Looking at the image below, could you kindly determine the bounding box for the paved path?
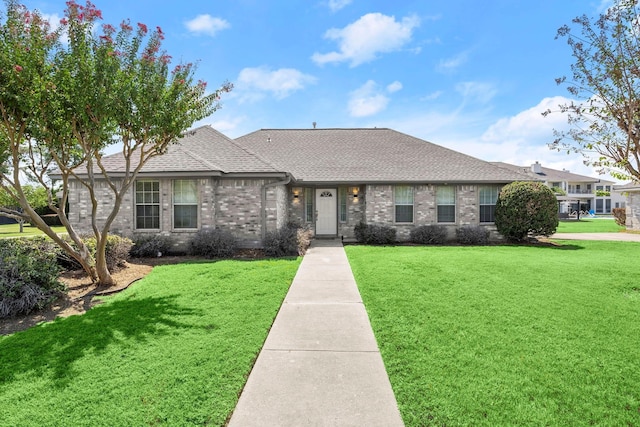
[228,239,404,427]
[551,232,640,242]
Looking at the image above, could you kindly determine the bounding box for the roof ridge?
[255,127,391,131]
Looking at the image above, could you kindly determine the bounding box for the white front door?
[315,188,337,235]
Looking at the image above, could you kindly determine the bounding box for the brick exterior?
[68,177,288,251]
[67,179,503,250]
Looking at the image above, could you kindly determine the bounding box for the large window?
[437,186,456,223]
[395,186,414,223]
[305,188,314,222]
[173,180,198,229]
[479,185,500,223]
[135,180,159,229]
[339,187,347,223]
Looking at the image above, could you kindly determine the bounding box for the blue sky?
[24,0,619,180]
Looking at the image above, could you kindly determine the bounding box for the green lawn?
[346,243,640,426]
[0,223,66,238]
[0,258,300,426]
[556,218,624,233]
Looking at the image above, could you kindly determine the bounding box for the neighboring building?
[492,161,624,216]
[613,182,640,230]
[58,126,533,249]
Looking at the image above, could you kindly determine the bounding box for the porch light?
[292,187,302,199]
[349,186,359,196]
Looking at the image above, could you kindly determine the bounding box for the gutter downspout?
[261,173,292,240]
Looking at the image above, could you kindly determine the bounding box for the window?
[173,179,198,228]
[339,187,347,223]
[596,185,603,191]
[395,186,414,223]
[135,180,160,229]
[437,186,456,223]
[479,186,500,223]
[605,199,611,213]
[305,188,314,222]
[596,199,603,214]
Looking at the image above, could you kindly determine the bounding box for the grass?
[346,242,640,426]
[556,218,624,233]
[0,258,300,426]
[0,223,66,238]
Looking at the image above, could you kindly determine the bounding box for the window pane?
[174,205,197,228]
[339,187,347,223]
[437,186,455,204]
[395,205,413,223]
[437,205,455,223]
[173,180,197,204]
[479,205,496,223]
[305,188,314,222]
[479,186,499,222]
[395,186,413,204]
[135,180,160,229]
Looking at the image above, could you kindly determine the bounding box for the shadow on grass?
[0,295,199,387]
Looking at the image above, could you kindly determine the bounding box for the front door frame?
[315,187,338,236]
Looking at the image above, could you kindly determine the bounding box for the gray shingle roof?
[491,162,610,183]
[94,126,280,175]
[235,128,531,183]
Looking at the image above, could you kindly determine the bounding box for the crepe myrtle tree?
[545,0,640,181]
[0,0,232,285]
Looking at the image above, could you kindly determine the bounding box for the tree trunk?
[95,234,115,286]
[19,219,23,233]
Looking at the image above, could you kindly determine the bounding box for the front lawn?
[346,242,640,426]
[556,218,624,233]
[0,223,66,238]
[0,258,300,426]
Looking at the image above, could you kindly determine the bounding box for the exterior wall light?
[292,187,302,199]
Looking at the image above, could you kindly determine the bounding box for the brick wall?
[67,177,287,251]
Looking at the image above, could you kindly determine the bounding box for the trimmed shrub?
[410,225,448,245]
[495,181,559,242]
[0,237,66,318]
[263,222,312,257]
[190,228,237,258]
[456,225,490,245]
[612,207,626,227]
[354,222,396,245]
[130,234,173,258]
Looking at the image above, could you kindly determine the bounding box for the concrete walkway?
[551,232,640,242]
[228,239,404,427]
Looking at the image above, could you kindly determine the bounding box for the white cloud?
[236,66,317,101]
[312,13,420,67]
[437,51,470,73]
[348,80,390,117]
[328,0,352,12]
[420,90,443,101]
[185,14,230,37]
[455,82,497,105]
[386,81,403,93]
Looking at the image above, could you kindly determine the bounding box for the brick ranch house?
[60,126,532,250]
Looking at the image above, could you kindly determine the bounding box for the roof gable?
[93,126,280,175]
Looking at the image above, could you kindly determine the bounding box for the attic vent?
[320,191,333,197]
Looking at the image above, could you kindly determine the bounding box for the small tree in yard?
[495,181,559,242]
[0,1,231,285]
[547,0,640,180]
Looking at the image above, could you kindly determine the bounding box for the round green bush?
[495,181,559,242]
